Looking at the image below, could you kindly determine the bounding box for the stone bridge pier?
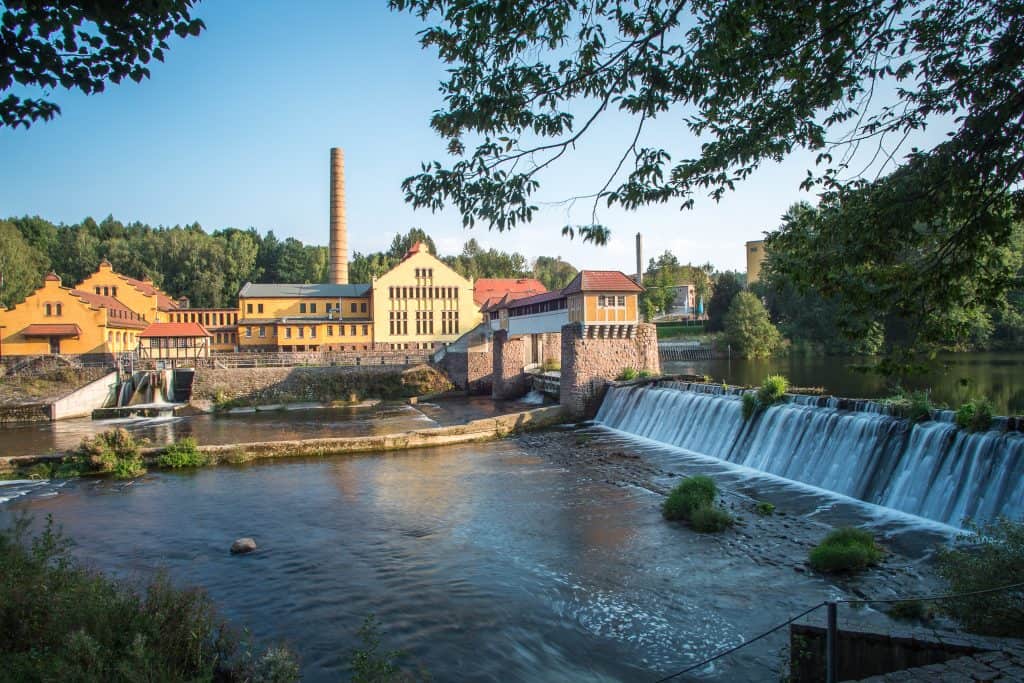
[489,323,659,417]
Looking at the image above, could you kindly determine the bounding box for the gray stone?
[230,537,257,554]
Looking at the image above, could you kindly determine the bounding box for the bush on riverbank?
[77,428,146,480]
[662,476,734,533]
[935,518,1024,636]
[955,399,994,433]
[156,438,208,469]
[0,514,299,682]
[808,527,883,573]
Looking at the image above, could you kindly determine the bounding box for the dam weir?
[596,382,1024,527]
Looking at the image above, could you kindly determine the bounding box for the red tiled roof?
[123,276,180,311]
[22,323,82,337]
[562,270,643,294]
[140,322,212,338]
[401,242,429,261]
[473,278,547,306]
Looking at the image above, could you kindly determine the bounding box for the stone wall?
[492,330,530,399]
[559,322,660,418]
[541,332,562,367]
[0,403,51,424]
[437,350,493,394]
[191,364,451,406]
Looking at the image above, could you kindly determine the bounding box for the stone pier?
[559,322,659,418]
[492,329,530,399]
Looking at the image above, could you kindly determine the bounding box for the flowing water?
[596,383,1024,528]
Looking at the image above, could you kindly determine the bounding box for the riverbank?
[0,404,566,475]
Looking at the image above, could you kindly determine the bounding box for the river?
[663,351,1024,415]
[2,425,953,681]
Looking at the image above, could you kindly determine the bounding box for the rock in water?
[230,537,257,554]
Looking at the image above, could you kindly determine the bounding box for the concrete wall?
[559,322,659,418]
[50,371,119,420]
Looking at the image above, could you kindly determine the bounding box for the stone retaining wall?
[560,322,659,418]
[0,403,51,424]
[492,330,530,399]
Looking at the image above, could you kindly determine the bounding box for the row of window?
[145,337,194,349]
[441,311,460,335]
[243,324,369,339]
[597,295,627,309]
[94,286,118,298]
[242,302,368,316]
[214,332,237,345]
[388,286,458,300]
[413,268,434,279]
[508,297,568,318]
[387,311,459,336]
[173,311,239,326]
[43,303,63,316]
[107,330,135,346]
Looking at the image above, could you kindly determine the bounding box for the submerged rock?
[230,537,257,554]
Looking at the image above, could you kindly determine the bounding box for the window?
[103,286,109,296]
[350,302,357,313]
[247,303,253,313]
[339,324,346,336]
[350,325,356,336]
[258,303,264,314]
[310,303,317,313]
[360,302,367,313]
[750,246,759,253]
[299,303,307,313]
[111,287,117,297]
[285,327,292,339]
[259,326,266,338]
[618,295,626,306]
[220,313,225,325]
[246,326,252,338]
[362,324,369,336]
[44,303,52,316]
[95,287,101,295]
[310,326,317,338]
[598,295,606,308]
[56,303,62,316]
[298,327,305,338]
[327,325,334,336]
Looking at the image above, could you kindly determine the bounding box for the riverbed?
[1,425,955,681]
[663,351,1024,415]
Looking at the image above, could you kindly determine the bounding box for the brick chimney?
[329,147,348,284]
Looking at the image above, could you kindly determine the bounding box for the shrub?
[881,390,933,423]
[808,527,883,573]
[723,291,782,358]
[0,515,298,681]
[757,374,789,405]
[112,456,146,480]
[690,505,735,533]
[349,615,410,683]
[617,367,638,381]
[755,501,775,516]
[638,369,655,379]
[156,438,208,469]
[75,428,145,479]
[887,600,934,622]
[955,399,994,433]
[662,476,717,521]
[741,392,759,420]
[935,518,1024,636]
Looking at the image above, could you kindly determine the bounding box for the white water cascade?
[596,383,1024,527]
[117,370,177,407]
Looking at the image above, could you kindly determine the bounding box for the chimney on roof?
[329,147,348,284]
[635,232,643,284]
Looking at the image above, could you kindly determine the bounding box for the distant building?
[235,282,373,352]
[137,322,212,361]
[746,240,766,286]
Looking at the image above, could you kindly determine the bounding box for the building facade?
[236,282,373,352]
[746,240,766,285]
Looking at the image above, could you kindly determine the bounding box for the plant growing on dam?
[955,399,994,433]
[156,438,208,469]
[0,514,299,681]
[880,390,933,423]
[935,518,1024,637]
[662,476,734,533]
[757,375,789,406]
[617,367,638,381]
[741,392,759,420]
[808,527,883,574]
[73,428,146,480]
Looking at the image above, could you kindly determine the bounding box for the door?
[48,337,60,354]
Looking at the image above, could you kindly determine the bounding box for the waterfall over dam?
[595,383,1024,527]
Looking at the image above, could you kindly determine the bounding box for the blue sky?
[0,2,945,273]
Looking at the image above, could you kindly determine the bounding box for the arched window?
[55,303,62,316]
[44,303,52,316]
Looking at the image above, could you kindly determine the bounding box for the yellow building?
[0,272,148,360]
[235,282,373,351]
[564,270,642,325]
[167,306,240,352]
[77,259,180,322]
[370,242,477,350]
[746,240,766,286]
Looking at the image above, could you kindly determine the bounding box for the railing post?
[826,601,838,683]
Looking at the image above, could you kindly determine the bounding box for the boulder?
[230,537,257,554]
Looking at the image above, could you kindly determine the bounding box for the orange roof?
[140,322,212,338]
[22,323,82,337]
[401,242,428,260]
[473,278,547,306]
[123,276,180,311]
[562,270,643,294]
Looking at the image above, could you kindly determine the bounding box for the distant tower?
[635,232,643,283]
[329,147,348,284]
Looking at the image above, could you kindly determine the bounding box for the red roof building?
[139,322,212,338]
[473,278,548,307]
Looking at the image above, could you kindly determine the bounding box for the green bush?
[755,501,775,516]
[0,515,298,681]
[757,374,789,405]
[156,438,208,469]
[881,390,933,423]
[662,476,717,521]
[808,527,883,573]
[690,505,735,533]
[741,392,759,420]
[617,367,638,381]
[935,518,1024,636]
[638,369,655,379]
[723,291,782,358]
[73,428,146,480]
[955,399,994,433]
[112,456,146,480]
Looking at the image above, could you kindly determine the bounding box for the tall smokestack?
[635,232,643,283]
[329,147,348,284]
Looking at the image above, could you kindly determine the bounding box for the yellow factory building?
[746,240,766,286]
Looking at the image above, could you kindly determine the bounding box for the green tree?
[392,0,1023,357]
[387,228,437,260]
[531,255,577,291]
[706,271,744,332]
[0,221,48,308]
[1,2,205,128]
[349,251,395,284]
[639,266,676,321]
[724,292,782,358]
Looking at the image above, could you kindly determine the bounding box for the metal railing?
[193,351,432,370]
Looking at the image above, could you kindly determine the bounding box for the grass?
[955,399,994,433]
[156,438,208,469]
[541,358,561,372]
[617,367,638,381]
[0,514,299,682]
[662,476,734,533]
[755,501,776,516]
[655,322,707,339]
[879,390,933,423]
[689,505,735,533]
[741,392,759,420]
[756,374,789,405]
[808,527,883,573]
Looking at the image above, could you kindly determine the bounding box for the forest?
[0,216,578,309]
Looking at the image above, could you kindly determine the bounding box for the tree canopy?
[1,1,205,128]
[724,291,782,359]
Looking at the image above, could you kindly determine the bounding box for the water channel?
[663,351,1024,415]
